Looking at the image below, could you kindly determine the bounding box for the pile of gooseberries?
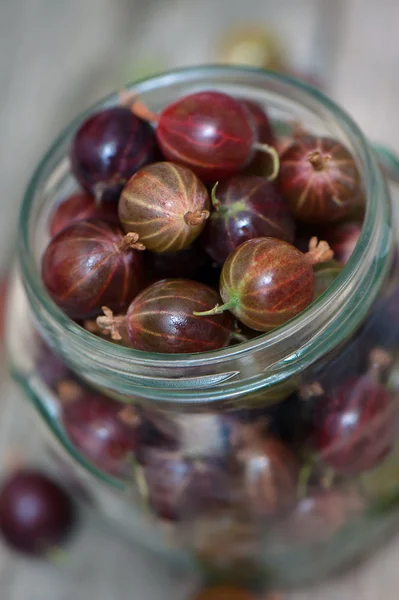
[37,83,397,564]
[43,88,364,347]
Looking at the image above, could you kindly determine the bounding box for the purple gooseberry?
[323,221,362,265]
[144,241,210,282]
[233,423,299,518]
[0,469,75,556]
[203,175,295,265]
[313,349,395,474]
[70,106,158,201]
[60,391,140,478]
[142,449,230,521]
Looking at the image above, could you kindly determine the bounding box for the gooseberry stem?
[253,143,280,181]
[210,182,227,212]
[193,299,235,317]
[308,150,330,171]
[305,237,334,265]
[117,232,146,252]
[184,209,210,227]
[96,306,126,341]
[57,380,82,404]
[130,99,159,124]
[368,347,392,380]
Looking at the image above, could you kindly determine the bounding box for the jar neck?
[18,66,392,406]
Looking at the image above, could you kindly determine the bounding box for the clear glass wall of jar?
[6,66,399,589]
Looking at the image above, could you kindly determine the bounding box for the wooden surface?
[2,0,399,598]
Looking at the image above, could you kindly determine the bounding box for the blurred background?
[1,0,399,598]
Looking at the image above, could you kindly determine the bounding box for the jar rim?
[18,65,392,401]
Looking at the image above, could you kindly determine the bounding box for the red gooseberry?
[278,135,363,223]
[96,279,232,354]
[41,219,146,320]
[194,236,334,331]
[130,91,280,182]
[48,192,119,237]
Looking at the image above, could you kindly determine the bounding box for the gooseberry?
[280,489,364,545]
[131,91,279,182]
[142,450,230,521]
[203,176,295,265]
[36,340,78,391]
[41,219,146,319]
[60,390,140,478]
[233,423,299,518]
[119,162,210,252]
[0,469,75,556]
[313,349,395,474]
[278,135,363,223]
[70,106,158,201]
[97,279,232,353]
[195,236,333,331]
[323,221,362,265]
[48,192,119,237]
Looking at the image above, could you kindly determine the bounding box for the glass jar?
[6,66,399,590]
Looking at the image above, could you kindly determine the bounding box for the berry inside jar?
[13,70,399,588]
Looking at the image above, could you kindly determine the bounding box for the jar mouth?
[18,65,391,399]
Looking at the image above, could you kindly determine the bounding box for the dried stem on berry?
[117,232,146,252]
[130,99,159,124]
[96,306,126,341]
[368,347,392,379]
[305,237,334,265]
[253,143,280,180]
[57,380,83,404]
[118,406,141,427]
[184,209,210,227]
[308,150,331,171]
